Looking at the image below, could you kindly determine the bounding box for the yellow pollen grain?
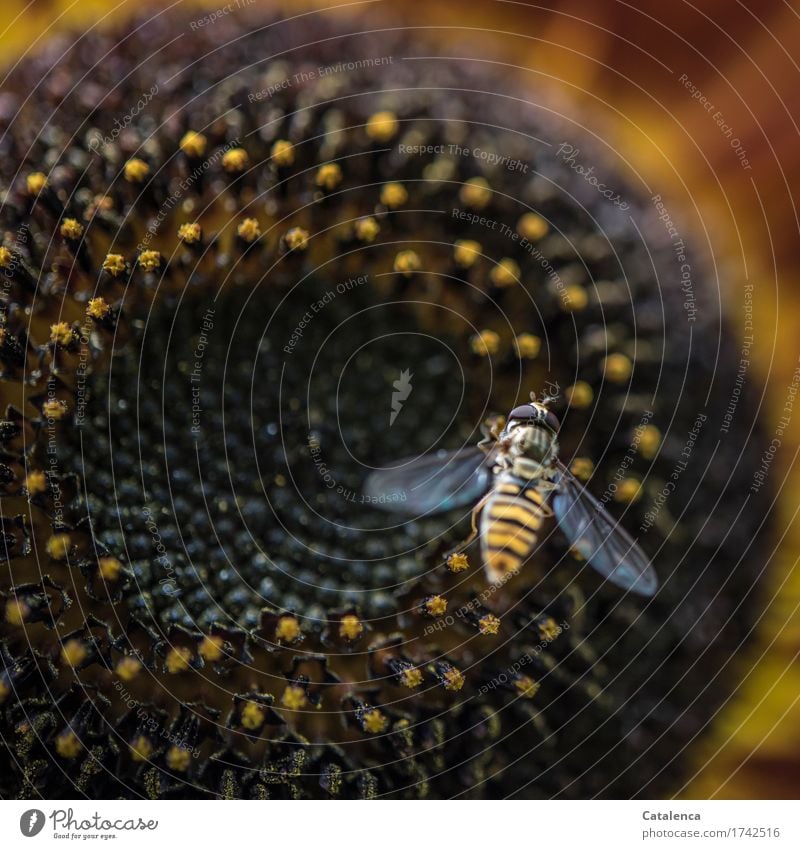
[380,182,407,208]
[0,680,9,703]
[538,617,561,641]
[478,614,501,635]
[5,599,29,625]
[393,250,420,276]
[570,457,594,481]
[103,254,126,276]
[425,595,447,617]
[339,614,363,641]
[447,552,470,572]
[56,731,81,759]
[115,656,142,682]
[167,746,191,772]
[222,148,249,173]
[490,257,520,288]
[563,285,588,311]
[453,239,481,268]
[178,222,202,244]
[165,646,192,674]
[180,130,207,158]
[638,424,662,459]
[271,139,295,166]
[275,616,301,643]
[362,708,388,733]
[138,250,161,272]
[470,329,500,357]
[443,668,465,691]
[26,172,48,194]
[316,162,342,190]
[46,533,70,560]
[400,667,423,689]
[50,322,73,346]
[603,353,633,383]
[241,702,266,729]
[459,177,491,209]
[124,158,150,183]
[237,217,260,242]
[199,635,224,662]
[514,333,541,359]
[366,110,399,142]
[565,381,594,409]
[43,399,68,420]
[281,685,308,710]
[0,246,11,267]
[61,639,87,668]
[570,544,586,562]
[25,470,47,496]
[87,297,111,320]
[515,675,540,698]
[517,212,549,242]
[98,556,122,581]
[354,217,380,242]
[284,227,309,251]
[129,735,153,762]
[615,477,642,504]
[60,218,84,239]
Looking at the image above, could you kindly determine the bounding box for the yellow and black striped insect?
[365,393,657,595]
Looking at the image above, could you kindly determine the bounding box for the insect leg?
[445,489,493,558]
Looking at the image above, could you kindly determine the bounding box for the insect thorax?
[500,425,558,481]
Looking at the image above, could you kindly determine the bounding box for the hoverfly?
[365,393,657,596]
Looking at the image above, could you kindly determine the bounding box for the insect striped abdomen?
[480,476,550,583]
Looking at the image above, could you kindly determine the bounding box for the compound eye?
[508,404,538,421]
[545,411,560,431]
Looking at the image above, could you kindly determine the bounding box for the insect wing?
[364,446,493,515]
[552,461,657,596]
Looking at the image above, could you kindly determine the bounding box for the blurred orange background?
[2,0,798,798]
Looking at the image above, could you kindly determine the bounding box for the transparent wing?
[364,446,494,515]
[551,461,658,596]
